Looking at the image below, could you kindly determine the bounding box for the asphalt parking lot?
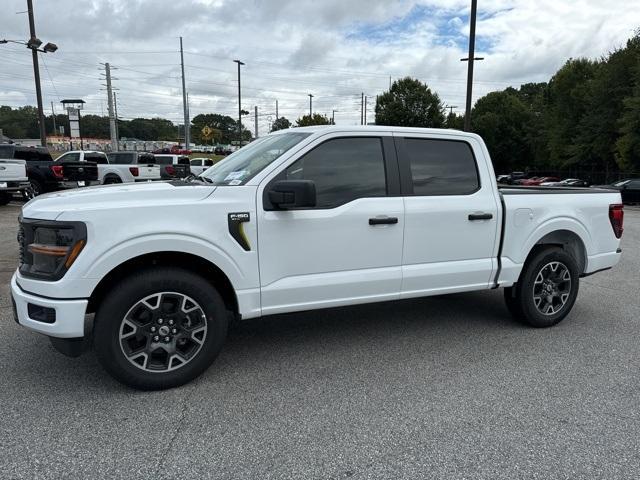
[1,200,639,479]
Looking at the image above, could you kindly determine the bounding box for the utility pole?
[308,94,313,117]
[446,105,458,116]
[364,96,367,125]
[51,101,56,135]
[104,63,117,151]
[179,37,190,148]
[27,0,46,146]
[254,106,258,139]
[113,92,119,145]
[360,92,364,125]
[332,109,337,125]
[233,59,244,145]
[275,99,278,119]
[463,0,479,132]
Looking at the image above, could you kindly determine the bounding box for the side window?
[284,137,387,208]
[403,138,479,195]
[628,180,640,189]
[204,159,214,167]
[109,153,135,164]
[190,159,202,166]
[56,152,81,163]
[86,153,108,164]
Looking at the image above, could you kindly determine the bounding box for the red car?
[152,145,192,155]
[520,176,560,186]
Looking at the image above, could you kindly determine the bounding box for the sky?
[1,0,639,137]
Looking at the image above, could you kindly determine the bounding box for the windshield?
[201,132,311,185]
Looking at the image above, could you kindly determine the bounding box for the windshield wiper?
[196,175,213,183]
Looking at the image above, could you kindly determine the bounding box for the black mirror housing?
[268,180,316,209]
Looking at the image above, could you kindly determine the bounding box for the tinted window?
[137,153,155,164]
[56,152,81,163]
[85,153,108,164]
[285,137,387,208]
[190,159,202,166]
[0,145,16,158]
[154,155,173,165]
[627,180,640,189]
[404,138,479,195]
[204,159,214,167]
[108,153,135,164]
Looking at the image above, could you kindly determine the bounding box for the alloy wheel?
[532,261,572,315]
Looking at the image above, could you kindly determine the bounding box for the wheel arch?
[525,229,588,274]
[87,251,239,317]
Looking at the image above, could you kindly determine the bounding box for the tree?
[191,113,249,144]
[375,77,445,127]
[472,91,533,174]
[271,116,291,132]
[295,113,331,127]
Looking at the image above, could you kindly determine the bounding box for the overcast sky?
[1,0,639,136]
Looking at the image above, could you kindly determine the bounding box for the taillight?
[609,204,624,239]
[51,165,64,179]
[166,165,175,176]
[129,167,139,177]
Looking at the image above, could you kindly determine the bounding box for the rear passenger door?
[257,132,404,315]
[395,134,500,297]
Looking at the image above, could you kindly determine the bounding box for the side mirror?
[267,180,316,209]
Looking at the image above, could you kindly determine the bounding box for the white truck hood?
[22,181,217,220]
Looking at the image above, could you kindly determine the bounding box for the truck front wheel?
[94,268,228,390]
[504,246,580,328]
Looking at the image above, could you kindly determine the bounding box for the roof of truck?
[270,125,479,138]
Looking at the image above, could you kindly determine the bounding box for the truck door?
[394,134,500,297]
[257,132,404,316]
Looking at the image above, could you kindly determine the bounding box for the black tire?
[26,179,43,198]
[103,175,122,185]
[94,267,228,390]
[0,192,11,206]
[504,246,580,328]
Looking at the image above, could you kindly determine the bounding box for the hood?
[22,181,216,220]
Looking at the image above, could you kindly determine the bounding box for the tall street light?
[234,59,245,145]
[308,94,313,117]
[461,0,484,132]
[1,1,58,146]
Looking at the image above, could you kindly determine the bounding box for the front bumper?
[10,273,88,338]
[0,180,30,192]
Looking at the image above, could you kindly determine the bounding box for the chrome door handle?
[468,213,493,221]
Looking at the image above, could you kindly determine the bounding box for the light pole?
[1,1,57,147]
[234,59,245,145]
[332,109,338,124]
[308,94,313,117]
[461,0,483,132]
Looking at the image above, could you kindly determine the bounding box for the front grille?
[17,221,26,267]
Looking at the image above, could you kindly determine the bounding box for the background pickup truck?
[153,154,192,179]
[11,126,623,390]
[0,158,30,205]
[56,150,161,184]
[0,144,98,196]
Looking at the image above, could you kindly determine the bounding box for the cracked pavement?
[1,202,639,479]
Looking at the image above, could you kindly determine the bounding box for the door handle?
[468,213,493,221]
[369,216,398,225]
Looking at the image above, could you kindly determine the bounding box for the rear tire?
[94,267,228,390]
[103,175,122,185]
[0,192,11,206]
[504,246,580,328]
[26,179,43,198]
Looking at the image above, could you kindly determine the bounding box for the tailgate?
[0,159,28,181]
[137,164,161,180]
[173,164,191,178]
[62,162,99,181]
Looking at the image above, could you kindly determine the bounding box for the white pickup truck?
[55,150,161,184]
[10,126,624,390]
[0,158,30,205]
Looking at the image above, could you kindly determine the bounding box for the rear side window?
[85,153,108,164]
[0,145,16,158]
[204,159,214,167]
[108,153,135,164]
[403,138,479,195]
[56,152,81,163]
[284,137,387,208]
[137,153,155,164]
[190,159,202,166]
[154,156,173,165]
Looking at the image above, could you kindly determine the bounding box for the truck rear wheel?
[504,246,580,328]
[94,268,228,390]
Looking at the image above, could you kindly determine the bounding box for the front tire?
[94,268,228,390]
[504,246,580,328]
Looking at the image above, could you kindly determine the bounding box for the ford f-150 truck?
[10,126,624,390]
[56,150,161,184]
[0,158,30,205]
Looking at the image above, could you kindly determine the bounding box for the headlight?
[18,217,87,280]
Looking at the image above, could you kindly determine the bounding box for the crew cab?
[154,154,191,179]
[56,150,161,185]
[189,157,215,176]
[10,126,624,390]
[0,145,98,196]
[0,158,30,205]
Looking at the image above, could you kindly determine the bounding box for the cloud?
[0,0,638,134]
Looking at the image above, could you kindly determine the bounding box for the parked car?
[591,178,640,204]
[214,146,225,155]
[11,126,624,390]
[0,144,98,196]
[0,158,30,205]
[104,152,162,183]
[57,151,161,185]
[152,145,192,156]
[154,154,192,179]
[189,157,215,176]
[520,176,560,186]
[540,178,589,187]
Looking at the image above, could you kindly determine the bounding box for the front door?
[257,133,404,316]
